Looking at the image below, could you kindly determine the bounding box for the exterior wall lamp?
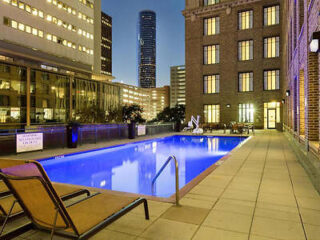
[310,32,320,53]
[286,90,290,97]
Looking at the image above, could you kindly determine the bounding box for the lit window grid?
[1,0,94,40]
[204,104,220,123]
[46,0,94,24]
[264,37,280,58]
[239,103,254,123]
[204,45,220,64]
[78,0,93,9]
[264,70,280,90]
[4,17,93,55]
[204,75,220,94]
[239,72,253,92]
[264,5,280,26]
[204,17,220,36]
[204,0,220,6]
[238,40,253,61]
[238,10,253,30]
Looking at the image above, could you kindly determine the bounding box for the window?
[238,10,253,30]
[264,70,280,90]
[239,103,254,123]
[239,72,253,92]
[204,17,220,35]
[264,5,280,26]
[204,75,220,94]
[204,105,220,123]
[204,0,220,6]
[264,37,280,58]
[238,40,253,61]
[204,45,220,64]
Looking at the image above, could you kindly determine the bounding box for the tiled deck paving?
[5,131,320,239]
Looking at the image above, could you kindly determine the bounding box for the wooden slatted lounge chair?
[0,160,149,239]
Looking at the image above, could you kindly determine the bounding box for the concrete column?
[26,67,31,127]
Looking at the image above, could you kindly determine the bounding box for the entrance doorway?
[267,109,276,129]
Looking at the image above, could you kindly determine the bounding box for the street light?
[310,32,320,53]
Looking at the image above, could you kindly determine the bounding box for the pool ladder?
[151,155,180,206]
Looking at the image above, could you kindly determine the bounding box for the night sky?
[101,0,185,87]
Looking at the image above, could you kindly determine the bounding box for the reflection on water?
[41,136,245,197]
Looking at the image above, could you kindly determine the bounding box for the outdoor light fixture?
[286,90,290,97]
[310,32,320,53]
[282,99,285,104]
[226,104,231,108]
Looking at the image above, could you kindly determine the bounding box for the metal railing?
[151,156,180,205]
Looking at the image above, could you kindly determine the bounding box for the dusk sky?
[101,0,185,87]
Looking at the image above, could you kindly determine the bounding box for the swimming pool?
[41,135,246,198]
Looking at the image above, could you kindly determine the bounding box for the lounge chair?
[0,159,90,220]
[0,160,149,239]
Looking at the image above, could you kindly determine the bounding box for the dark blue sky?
[101,0,185,87]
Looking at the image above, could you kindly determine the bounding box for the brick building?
[283,0,320,149]
[183,0,283,129]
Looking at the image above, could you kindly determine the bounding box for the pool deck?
[4,131,320,240]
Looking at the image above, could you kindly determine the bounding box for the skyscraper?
[138,10,156,88]
[170,65,186,107]
[101,12,112,76]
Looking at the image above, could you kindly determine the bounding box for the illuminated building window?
[264,36,280,58]
[264,70,280,90]
[239,103,254,122]
[238,10,253,30]
[204,75,220,94]
[238,40,253,61]
[204,17,220,35]
[204,0,220,6]
[264,5,280,26]
[239,72,253,92]
[204,104,220,123]
[204,45,219,64]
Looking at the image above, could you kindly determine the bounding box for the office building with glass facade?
[183,0,283,129]
[138,10,156,88]
[0,0,119,127]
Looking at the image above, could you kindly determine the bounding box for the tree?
[155,104,185,123]
[75,106,106,124]
[122,104,146,123]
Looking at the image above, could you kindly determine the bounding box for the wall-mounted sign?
[137,125,146,136]
[16,133,43,153]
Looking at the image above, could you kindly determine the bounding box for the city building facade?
[101,11,112,76]
[138,10,156,88]
[170,65,186,107]
[0,0,119,127]
[116,82,170,121]
[282,0,320,148]
[183,0,283,129]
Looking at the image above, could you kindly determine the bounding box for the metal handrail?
[151,155,180,205]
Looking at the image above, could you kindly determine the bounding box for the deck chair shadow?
[0,160,149,240]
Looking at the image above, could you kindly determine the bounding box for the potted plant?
[67,120,80,148]
[122,104,146,139]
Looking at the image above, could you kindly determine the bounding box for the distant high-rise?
[170,65,186,107]
[101,12,112,76]
[138,10,156,88]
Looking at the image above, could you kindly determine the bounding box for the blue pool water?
[41,135,246,197]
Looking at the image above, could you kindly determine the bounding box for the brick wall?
[284,0,320,143]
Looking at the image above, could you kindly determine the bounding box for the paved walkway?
[8,132,320,239]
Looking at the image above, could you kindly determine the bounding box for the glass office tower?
[138,10,156,88]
